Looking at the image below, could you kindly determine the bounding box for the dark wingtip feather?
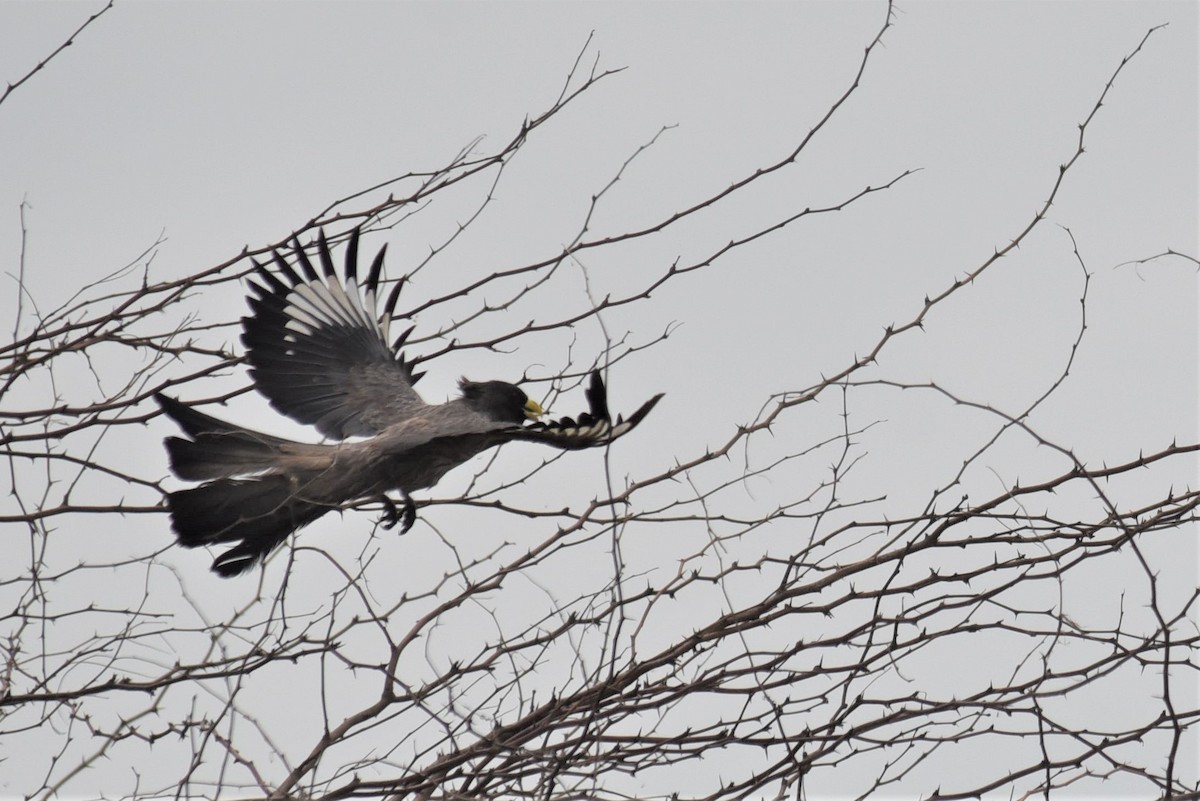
[585,371,610,420]
[391,324,415,352]
[291,237,320,282]
[383,277,404,318]
[271,249,302,286]
[251,259,290,295]
[316,230,337,278]
[246,279,270,300]
[365,243,388,294]
[625,393,665,427]
[344,227,361,281]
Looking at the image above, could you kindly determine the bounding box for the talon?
[379,496,400,529]
[399,494,416,534]
[378,492,416,535]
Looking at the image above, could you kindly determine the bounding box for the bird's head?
[459,379,544,424]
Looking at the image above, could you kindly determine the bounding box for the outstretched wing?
[511,371,663,450]
[242,229,426,440]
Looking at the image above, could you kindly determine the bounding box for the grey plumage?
[158,229,662,577]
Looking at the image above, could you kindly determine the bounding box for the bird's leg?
[378,491,417,535]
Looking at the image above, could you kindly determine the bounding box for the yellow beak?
[524,398,545,421]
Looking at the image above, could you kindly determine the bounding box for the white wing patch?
[283,276,388,346]
[513,378,663,451]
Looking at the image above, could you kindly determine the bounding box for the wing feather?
[508,372,663,450]
[241,230,426,439]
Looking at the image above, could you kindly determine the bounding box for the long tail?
[157,393,295,481]
[156,394,335,577]
[167,473,330,577]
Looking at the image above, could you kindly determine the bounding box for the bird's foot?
[379,493,417,535]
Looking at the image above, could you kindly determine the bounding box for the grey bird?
[157,229,663,577]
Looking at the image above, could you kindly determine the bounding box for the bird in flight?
[156,229,662,577]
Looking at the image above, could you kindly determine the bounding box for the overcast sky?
[3,1,1195,417]
[1,1,1196,797]
[4,0,1193,536]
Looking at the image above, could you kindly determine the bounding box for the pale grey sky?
[1,1,1196,798]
